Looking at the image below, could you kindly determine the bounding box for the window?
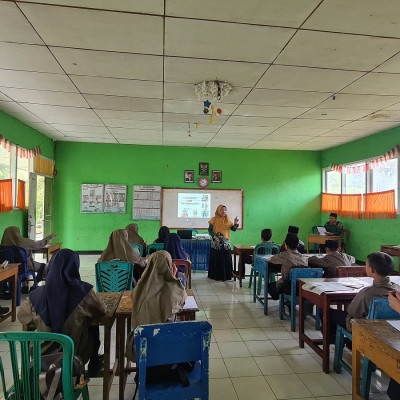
[325,170,341,194]
[17,156,30,207]
[343,162,366,195]
[0,145,10,179]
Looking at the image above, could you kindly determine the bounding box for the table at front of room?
[115,289,199,400]
[32,242,62,261]
[181,239,211,271]
[352,319,400,400]
[0,263,19,323]
[380,245,400,269]
[307,235,341,253]
[233,244,255,287]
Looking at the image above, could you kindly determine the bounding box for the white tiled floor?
[0,255,391,399]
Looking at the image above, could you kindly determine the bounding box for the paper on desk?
[302,280,365,295]
[388,320,400,331]
[183,296,198,310]
[317,227,327,235]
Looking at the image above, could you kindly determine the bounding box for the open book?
[317,227,327,235]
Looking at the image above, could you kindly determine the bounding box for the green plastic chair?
[130,243,144,256]
[0,331,89,400]
[95,261,134,292]
[146,243,164,255]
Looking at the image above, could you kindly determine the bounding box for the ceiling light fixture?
[195,80,232,102]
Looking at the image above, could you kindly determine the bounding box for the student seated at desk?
[17,249,106,377]
[125,223,147,254]
[164,233,189,288]
[329,252,399,341]
[125,251,186,362]
[268,233,308,300]
[1,226,57,287]
[280,225,306,254]
[240,228,277,273]
[308,239,355,277]
[154,226,170,244]
[387,290,400,399]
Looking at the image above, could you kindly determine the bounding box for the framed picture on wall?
[199,162,209,176]
[212,170,222,183]
[184,170,194,183]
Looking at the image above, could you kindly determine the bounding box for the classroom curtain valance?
[340,194,362,219]
[34,156,54,176]
[17,180,26,210]
[363,190,397,219]
[0,179,13,213]
[0,134,42,158]
[321,193,341,214]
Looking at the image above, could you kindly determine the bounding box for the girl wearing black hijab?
[154,226,170,244]
[18,249,106,376]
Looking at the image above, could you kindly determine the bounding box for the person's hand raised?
[234,217,239,225]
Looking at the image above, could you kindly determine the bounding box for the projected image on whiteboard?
[178,193,211,218]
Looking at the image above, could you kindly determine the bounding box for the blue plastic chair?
[334,298,400,399]
[146,243,164,255]
[279,268,323,332]
[95,261,134,292]
[0,331,89,400]
[131,243,144,257]
[311,226,320,253]
[134,321,212,400]
[0,245,37,306]
[248,243,281,290]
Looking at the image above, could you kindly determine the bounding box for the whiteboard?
[161,188,243,229]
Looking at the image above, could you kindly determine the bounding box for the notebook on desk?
[317,227,327,235]
[177,230,192,239]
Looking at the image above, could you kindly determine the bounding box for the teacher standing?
[208,205,239,281]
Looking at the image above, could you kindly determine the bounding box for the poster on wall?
[133,185,161,220]
[81,184,104,213]
[104,184,127,213]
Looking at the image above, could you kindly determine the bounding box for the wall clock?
[198,177,209,188]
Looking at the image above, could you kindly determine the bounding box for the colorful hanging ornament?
[209,105,215,125]
[217,108,222,115]
[195,123,199,129]
[204,100,211,108]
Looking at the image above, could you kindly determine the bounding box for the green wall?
[0,111,54,236]
[53,142,322,251]
[321,127,400,262]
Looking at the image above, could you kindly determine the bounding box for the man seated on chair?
[240,228,277,274]
[268,233,308,300]
[320,212,344,252]
[328,252,399,341]
[280,225,306,254]
[308,240,355,277]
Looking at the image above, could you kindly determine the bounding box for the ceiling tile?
[65,137,118,143]
[248,141,302,149]
[164,57,269,87]
[284,118,346,129]
[20,0,164,14]
[0,69,78,92]
[276,30,400,71]
[23,103,95,118]
[119,139,162,145]
[51,124,110,134]
[375,53,400,73]
[84,95,162,112]
[95,110,163,121]
[0,42,63,73]
[0,87,88,107]
[321,129,369,138]
[165,18,294,63]
[341,72,400,96]
[303,0,400,38]
[164,100,237,115]
[163,122,218,134]
[226,116,290,127]
[214,132,267,141]
[244,88,331,107]
[163,140,207,147]
[317,93,400,110]
[166,0,319,27]
[298,108,374,121]
[109,127,162,137]
[269,127,327,137]
[71,76,162,98]
[219,125,275,135]
[359,110,400,122]
[43,116,104,126]
[256,65,363,92]
[206,140,252,148]
[340,120,400,133]
[290,143,327,150]
[0,2,43,44]
[102,119,162,130]
[19,3,163,53]
[234,104,307,118]
[267,134,316,142]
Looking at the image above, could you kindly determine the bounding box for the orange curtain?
[321,193,341,214]
[339,194,362,219]
[0,179,13,213]
[364,190,397,219]
[34,156,54,176]
[17,180,26,210]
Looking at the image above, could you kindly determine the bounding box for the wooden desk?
[307,235,341,253]
[352,319,400,400]
[94,292,122,400]
[116,289,198,400]
[233,244,255,287]
[381,245,400,269]
[33,242,62,260]
[0,263,18,323]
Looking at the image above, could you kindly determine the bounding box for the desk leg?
[352,332,362,399]
[11,273,17,322]
[118,316,126,400]
[253,269,257,303]
[238,254,243,288]
[233,250,237,282]
[263,271,268,315]
[103,323,111,400]
[307,240,310,254]
[299,289,305,348]
[322,297,330,373]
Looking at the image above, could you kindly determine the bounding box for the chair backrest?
[289,268,323,298]
[130,243,144,257]
[335,266,367,278]
[134,321,212,399]
[0,331,79,400]
[0,245,28,275]
[254,243,280,255]
[146,243,164,255]
[342,229,350,241]
[368,297,400,320]
[172,259,192,289]
[95,261,134,292]
[312,226,319,234]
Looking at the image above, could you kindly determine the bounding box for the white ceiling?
[1,0,400,150]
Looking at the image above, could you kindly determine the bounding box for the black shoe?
[0,292,12,300]
[87,354,104,378]
[0,306,9,315]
